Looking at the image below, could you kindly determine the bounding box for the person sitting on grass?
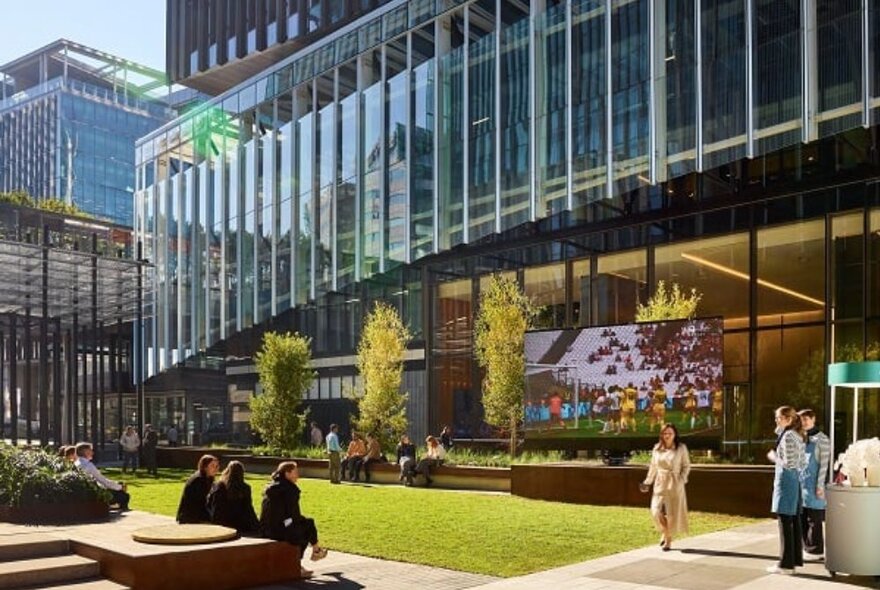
[396,434,417,486]
[341,432,367,482]
[74,442,130,511]
[208,460,259,534]
[260,461,328,579]
[414,435,446,487]
[176,454,219,523]
[362,433,385,483]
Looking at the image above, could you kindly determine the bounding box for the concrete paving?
[249,521,879,590]
[2,515,877,589]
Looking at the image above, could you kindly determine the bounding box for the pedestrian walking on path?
[640,422,690,551]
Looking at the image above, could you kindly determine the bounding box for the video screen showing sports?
[524,318,723,439]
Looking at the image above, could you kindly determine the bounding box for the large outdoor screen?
[524,318,723,441]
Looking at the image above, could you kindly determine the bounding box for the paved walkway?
[251,521,877,590]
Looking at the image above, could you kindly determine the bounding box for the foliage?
[0,190,34,207]
[791,341,880,412]
[36,197,92,218]
[0,191,93,219]
[251,444,328,459]
[353,302,411,452]
[474,274,538,455]
[0,446,110,506]
[250,331,315,451]
[443,448,566,468]
[635,280,702,322]
[117,468,757,578]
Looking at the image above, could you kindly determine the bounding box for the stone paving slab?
[246,549,497,590]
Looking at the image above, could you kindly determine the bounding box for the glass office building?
[139,0,880,455]
[0,40,176,226]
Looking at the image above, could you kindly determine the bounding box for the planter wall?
[511,463,774,517]
[0,500,109,524]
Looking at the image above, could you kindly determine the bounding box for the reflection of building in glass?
[0,40,185,226]
[139,0,880,456]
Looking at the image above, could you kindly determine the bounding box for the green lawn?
[110,468,757,577]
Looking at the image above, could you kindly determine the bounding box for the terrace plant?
[250,331,315,451]
[635,280,702,322]
[0,445,110,507]
[353,301,411,452]
[474,274,538,456]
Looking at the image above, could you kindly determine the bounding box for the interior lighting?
[680,252,824,307]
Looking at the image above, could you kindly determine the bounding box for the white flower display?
[838,438,880,486]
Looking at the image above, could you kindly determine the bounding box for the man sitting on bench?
[75,442,130,511]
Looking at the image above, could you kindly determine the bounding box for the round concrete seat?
[132,523,238,545]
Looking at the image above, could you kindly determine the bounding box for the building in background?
[138,0,880,455]
[0,40,179,226]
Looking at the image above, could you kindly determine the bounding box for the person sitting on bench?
[414,435,446,487]
[74,442,130,511]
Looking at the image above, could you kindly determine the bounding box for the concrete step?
[27,579,129,590]
[0,554,99,590]
[0,533,69,562]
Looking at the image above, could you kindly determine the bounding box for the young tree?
[354,302,411,451]
[474,274,538,456]
[250,331,315,451]
[635,280,702,322]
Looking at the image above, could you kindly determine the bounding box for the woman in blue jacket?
[766,406,807,575]
[798,408,830,559]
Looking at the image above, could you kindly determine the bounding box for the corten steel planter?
[0,500,109,524]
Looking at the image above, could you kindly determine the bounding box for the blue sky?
[0,1,166,71]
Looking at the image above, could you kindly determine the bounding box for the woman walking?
[639,423,690,551]
[766,405,807,575]
[260,461,328,578]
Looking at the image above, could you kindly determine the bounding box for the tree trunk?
[509,415,517,457]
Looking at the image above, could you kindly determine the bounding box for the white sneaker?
[803,552,824,562]
[765,565,794,575]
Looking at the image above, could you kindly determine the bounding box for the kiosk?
[825,361,880,578]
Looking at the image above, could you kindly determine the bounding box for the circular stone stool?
[132,524,238,545]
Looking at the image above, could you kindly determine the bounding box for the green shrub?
[0,446,111,506]
[251,445,327,460]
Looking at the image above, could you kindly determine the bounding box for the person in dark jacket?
[396,434,417,486]
[176,454,219,523]
[141,424,159,476]
[208,460,259,534]
[260,461,328,578]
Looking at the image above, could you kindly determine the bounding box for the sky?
[0,1,166,72]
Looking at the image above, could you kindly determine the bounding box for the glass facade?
[141,1,880,455]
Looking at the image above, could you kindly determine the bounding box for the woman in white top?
[415,435,447,487]
[640,422,690,551]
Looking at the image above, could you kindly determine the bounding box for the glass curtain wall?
[610,0,649,196]
[816,0,862,136]
[701,0,747,168]
[467,1,497,242]
[410,24,435,259]
[536,3,567,218]
[337,62,358,288]
[753,0,801,155]
[362,49,383,278]
[438,11,465,250]
[294,84,314,304]
[663,0,697,177]
[316,73,335,296]
[386,37,408,267]
[499,4,530,231]
[276,90,294,312]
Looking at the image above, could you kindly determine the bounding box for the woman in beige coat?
[640,422,691,550]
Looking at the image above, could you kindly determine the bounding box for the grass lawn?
[109,467,757,578]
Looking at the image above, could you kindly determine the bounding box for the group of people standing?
[638,406,829,577]
[118,424,160,476]
[176,454,328,578]
[766,406,830,575]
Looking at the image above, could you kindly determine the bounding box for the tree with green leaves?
[354,301,411,451]
[635,280,702,322]
[474,274,538,456]
[250,331,315,451]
